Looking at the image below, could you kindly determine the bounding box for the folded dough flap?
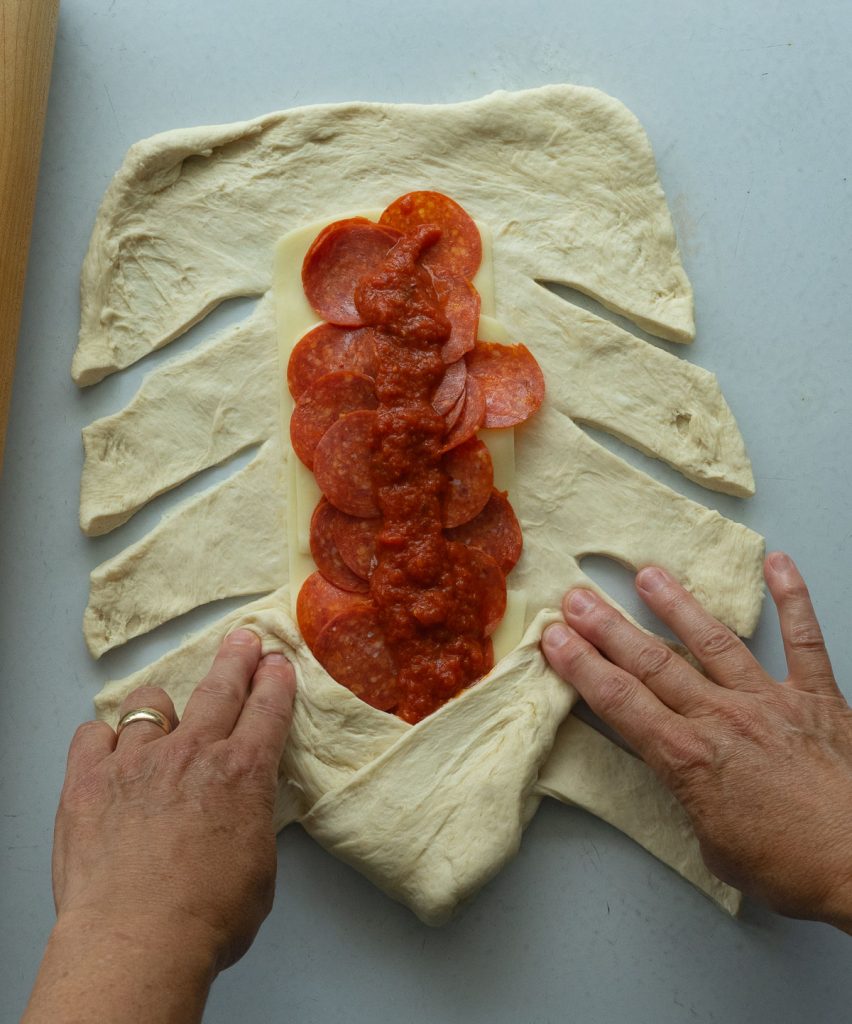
[536,715,741,915]
[300,611,573,926]
[502,272,754,498]
[81,293,278,536]
[73,84,694,386]
[83,439,286,657]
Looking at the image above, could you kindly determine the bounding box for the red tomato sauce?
[354,227,492,722]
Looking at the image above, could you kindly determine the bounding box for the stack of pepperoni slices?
[288,192,544,723]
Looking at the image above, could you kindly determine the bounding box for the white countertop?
[2,1,851,1020]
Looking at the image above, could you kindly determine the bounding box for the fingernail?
[636,567,669,592]
[542,623,571,651]
[567,589,596,615]
[262,652,289,665]
[767,551,794,574]
[228,628,258,646]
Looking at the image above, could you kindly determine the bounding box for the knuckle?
[717,698,762,738]
[223,743,274,783]
[122,685,168,708]
[696,624,739,661]
[555,634,591,673]
[593,671,637,718]
[657,587,687,618]
[787,621,826,655]
[247,699,292,727]
[661,728,714,780]
[69,720,103,748]
[778,576,810,603]
[194,675,243,705]
[632,642,674,681]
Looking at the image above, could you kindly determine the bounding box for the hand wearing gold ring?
[115,706,173,737]
[23,630,296,1024]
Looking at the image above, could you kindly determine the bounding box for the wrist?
[24,906,219,1024]
[54,902,222,970]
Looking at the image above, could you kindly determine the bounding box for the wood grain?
[0,0,60,474]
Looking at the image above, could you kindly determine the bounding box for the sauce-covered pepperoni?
[290,371,377,469]
[465,341,545,428]
[302,219,401,326]
[287,324,378,400]
[313,410,380,517]
[379,191,482,280]
[446,542,507,637]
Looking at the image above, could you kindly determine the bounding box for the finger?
[67,720,116,771]
[181,629,261,740]
[764,552,839,695]
[116,686,179,749]
[541,622,695,775]
[230,653,296,761]
[635,567,765,691]
[562,589,714,716]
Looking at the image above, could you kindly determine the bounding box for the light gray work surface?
[2,1,851,1020]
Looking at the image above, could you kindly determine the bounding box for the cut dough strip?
[501,271,755,497]
[83,440,286,657]
[536,715,740,915]
[80,293,278,536]
[78,270,753,544]
[514,406,764,637]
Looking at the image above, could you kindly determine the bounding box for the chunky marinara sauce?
[354,228,492,722]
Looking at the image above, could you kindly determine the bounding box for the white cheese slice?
[273,208,524,662]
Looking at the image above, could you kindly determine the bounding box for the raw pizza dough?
[77,85,762,924]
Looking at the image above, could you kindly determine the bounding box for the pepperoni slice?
[332,512,381,580]
[446,542,506,636]
[465,341,545,429]
[379,191,482,280]
[313,409,379,517]
[309,499,369,593]
[432,359,467,416]
[290,371,377,469]
[443,387,466,432]
[296,571,372,649]
[446,489,523,574]
[436,277,480,363]
[287,324,378,400]
[302,219,401,326]
[313,607,399,711]
[440,375,486,452]
[442,437,493,528]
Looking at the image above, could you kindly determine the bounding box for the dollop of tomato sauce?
[354,227,492,723]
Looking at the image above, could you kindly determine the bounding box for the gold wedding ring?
[115,707,172,738]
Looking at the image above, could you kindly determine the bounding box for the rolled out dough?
[78,85,762,923]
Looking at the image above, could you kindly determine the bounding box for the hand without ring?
[115,707,172,738]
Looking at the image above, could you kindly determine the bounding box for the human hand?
[53,629,296,971]
[541,553,852,931]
